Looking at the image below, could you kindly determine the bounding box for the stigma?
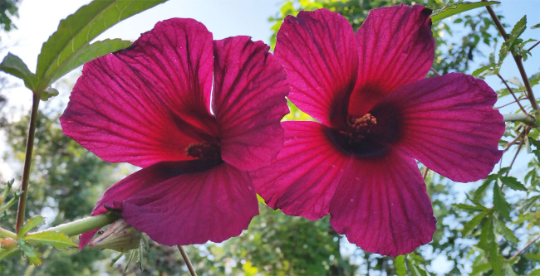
[185,141,221,160]
[347,113,377,144]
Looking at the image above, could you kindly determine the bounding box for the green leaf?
[520,195,540,212]
[478,218,490,251]
[498,167,511,176]
[532,23,540,29]
[36,0,166,88]
[40,87,59,101]
[500,176,527,191]
[453,203,487,212]
[0,246,20,260]
[525,254,540,262]
[506,16,527,51]
[462,210,491,237]
[471,263,491,275]
[493,184,510,219]
[0,53,37,90]
[18,216,45,238]
[488,220,503,275]
[431,1,500,23]
[395,255,407,276]
[474,176,496,201]
[18,240,42,266]
[473,64,496,77]
[49,39,132,83]
[495,219,518,245]
[25,231,77,249]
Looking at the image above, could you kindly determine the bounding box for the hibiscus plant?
[0,0,539,275]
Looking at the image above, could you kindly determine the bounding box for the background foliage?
[0,0,539,275]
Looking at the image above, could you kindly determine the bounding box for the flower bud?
[0,237,17,248]
[89,219,142,252]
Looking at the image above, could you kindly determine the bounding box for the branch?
[178,245,197,276]
[497,74,528,114]
[503,113,537,126]
[15,92,41,233]
[510,233,540,260]
[482,0,538,111]
[528,41,540,52]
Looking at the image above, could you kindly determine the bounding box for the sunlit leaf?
[528,268,540,276]
[0,53,37,90]
[40,87,59,101]
[462,210,491,237]
[36,0,166,89]
[18,216,45,238]
[431,1,500,23]
[0,246,19,260]
[525,254,540,262]
[471,263,491,275]
[453,203,487,212]
[25,231,77,249]
[500,176,527,191]
[395,255,406,276]
[495,219,518,245]
[488,219,503,275]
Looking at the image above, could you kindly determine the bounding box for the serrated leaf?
[520,195,540,212]
[36,0,166,88]
[495,219,518,245]
[474,177,495,201]
[462,210,491,237]
[507,16,527,52]
[471,262,491,275]
[524,254,540,262]
[18,240,42,266]
[500,176,527,191]
[50,39,132,83]
[18,216,45,238]
[478,218,490,251]
[25,231,77,249]
[431,1,499,22]
[395,255,406,276]
[488,219,503,275]
[453,203,487,212]
[493,184,510,219]
[498,167,511,176]
[0,53,37,90]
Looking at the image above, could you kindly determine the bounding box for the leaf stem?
[497,74,528,114]
[510,233,540,260]
[430,68,442,77]
[503,113,536,126]
[496,97,525,109]
[0,226,17,238]
[177,245,197,276]
[528,41,540,52]
[483,1,539,111]
[15,92,41,233]
[32,212,120,237]
[500,140,524,189]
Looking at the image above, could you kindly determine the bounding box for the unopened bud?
[89,219,142,252]
[0,237,17,248]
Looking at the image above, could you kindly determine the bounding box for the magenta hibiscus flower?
[251,5,504,256]
[60,18,289,248]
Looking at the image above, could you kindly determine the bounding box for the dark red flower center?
[185,141,221,161]
[326,105,401,159]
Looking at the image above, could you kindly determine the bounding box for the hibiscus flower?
[251,5,504,256]
[60,18,289,249]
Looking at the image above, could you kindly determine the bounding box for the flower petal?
[78,161,212,250]
[329,151,436,257]
[213,36,289,171]
[349,4,434,116]
[379,73,504,182]
[61,18,217,168]
[275,9,358,128]
[251,121,349,220]
[121,163,258,245]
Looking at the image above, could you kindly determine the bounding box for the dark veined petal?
[61,18,217,168]
[377,73,504,182]
[251,121,349,220]
[79,161,257,248]
[349,4,434,116]
[213,36,289,171]
[275,9,358,128]
[329,151,436,257]
[121,163,258,246]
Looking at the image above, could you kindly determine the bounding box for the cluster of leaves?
[0,0,19,32]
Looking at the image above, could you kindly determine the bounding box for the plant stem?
[430,68,442,77]
[15,92,41,233]
[497,74,528,114]
[177,245,197,276]
[528,41,540,52]
[500,140,524,189]
[483,1,539,111]
[503,113,536,126]
[31,213,120,237]
[0,226,17,238]
[510,233,540,260]
[496,97,525,109]
[423,167,430,180]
